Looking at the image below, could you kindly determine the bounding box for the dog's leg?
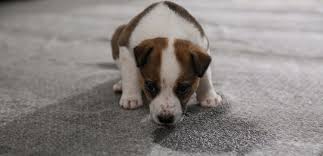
[113,79,122,93]
[118,47,143,109]
[196,64,222,108]
[112,58,123,93]
[111,24,126,93]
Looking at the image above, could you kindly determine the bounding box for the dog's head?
[134,37,211,125]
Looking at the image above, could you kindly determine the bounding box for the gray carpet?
[0,0,323,155]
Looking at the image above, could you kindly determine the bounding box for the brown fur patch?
[118,2,159,47]
[136,38,168,99]
[175,76,199,107]
[173,39,210,106]
[164,1,205,37]
[111,24,126,60]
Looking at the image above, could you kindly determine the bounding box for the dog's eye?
[144,80,159,97]
[176,83,191,96]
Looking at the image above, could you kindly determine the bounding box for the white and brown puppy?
[111,1,222,125]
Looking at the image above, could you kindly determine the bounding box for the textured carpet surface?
[0,0,323,155]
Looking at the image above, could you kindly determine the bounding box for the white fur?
[160,39,180,87]
[149,38,183,124]
[129,2,207,50]
[118,47,143,109]
[112,80,122,93]
[196,49,222,107]
[116,2,222,122]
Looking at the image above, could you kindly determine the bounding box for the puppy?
[111,1,222,125]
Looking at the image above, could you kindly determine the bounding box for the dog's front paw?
[198,91,222,108]
[119,94,143,109]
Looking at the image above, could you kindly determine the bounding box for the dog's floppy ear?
[190,50,211,77]
[133,44,153,68]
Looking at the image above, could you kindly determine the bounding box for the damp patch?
[0,145,12,154]
[152,95,273,155]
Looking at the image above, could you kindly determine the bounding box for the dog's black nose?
[157,114,174,124]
